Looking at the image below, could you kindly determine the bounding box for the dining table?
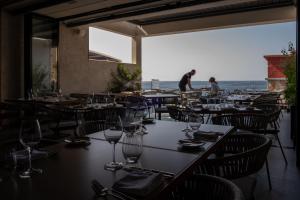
[0,120,235,200]
[186,103,264,123]
[143,93,179,120]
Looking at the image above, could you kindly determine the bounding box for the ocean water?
[142,81,267,92]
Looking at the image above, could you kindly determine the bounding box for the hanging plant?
[108,64,141,93]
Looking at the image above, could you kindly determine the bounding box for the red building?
[264,55,289,92]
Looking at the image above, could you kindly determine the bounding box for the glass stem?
[27,147,32,170]
[112,143,116,163]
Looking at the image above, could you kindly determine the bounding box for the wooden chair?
[195,134,272,200]
[169,174,245,200]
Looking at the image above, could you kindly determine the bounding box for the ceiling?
[1,0,297,37]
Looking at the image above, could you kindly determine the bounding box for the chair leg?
[276,134,288,165]
[265,159,272,190]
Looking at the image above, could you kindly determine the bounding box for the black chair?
[169,174,245,200]
[195,134,272,200]
[167,105,185,121]
[84,107,125,135]
[212,112,287,164]
[45,105,79,138]
[154,97,178,119]
[83,120,105,135]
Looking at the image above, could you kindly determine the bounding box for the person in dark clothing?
[179,69,196,91]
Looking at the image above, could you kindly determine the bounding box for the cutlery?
[92,179,127,200]
[178,139,205,144]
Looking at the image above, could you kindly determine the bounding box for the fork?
[91,179,127,200]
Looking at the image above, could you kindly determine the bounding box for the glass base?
[104,162,123,171]
[19,168,43,179]
[182,128,192,133]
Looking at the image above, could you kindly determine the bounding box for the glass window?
[31,15,58,93]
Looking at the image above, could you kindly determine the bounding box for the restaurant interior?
[0,1,299,200]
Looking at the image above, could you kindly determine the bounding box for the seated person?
[209,77,219,96]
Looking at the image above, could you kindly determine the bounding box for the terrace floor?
[255,110,300,200]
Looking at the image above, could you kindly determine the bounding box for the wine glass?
[19,118,43,178]
[103,116,124,171]
[181,100,193,133]
[189,115,203,132]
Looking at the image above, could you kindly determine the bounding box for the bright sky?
[89,22,296,81]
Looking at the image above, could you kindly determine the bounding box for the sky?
[89,22,296,82]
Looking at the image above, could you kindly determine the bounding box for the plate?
[64,137,91,147]
[143,118,155,124]
[179,142,205,151]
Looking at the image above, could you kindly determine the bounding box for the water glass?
[189,116,203,132]
[122,132,143,164]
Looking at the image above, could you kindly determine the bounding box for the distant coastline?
[142,80,267,92]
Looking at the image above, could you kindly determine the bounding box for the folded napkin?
[112,171,164,197]
[193,131,220,141]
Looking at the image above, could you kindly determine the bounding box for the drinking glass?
[122,131,143,164]
[104,116,124,171]
[189,115,203,132]
[19,118,43,178]
[181,101,192,133]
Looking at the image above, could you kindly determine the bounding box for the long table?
[0,121,235,200]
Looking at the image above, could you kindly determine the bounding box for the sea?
[142,81,267,92]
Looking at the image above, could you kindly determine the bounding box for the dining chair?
[195,134,272,200]
[168,174,245,200]
[167,105,188,122]
[212,112,287,164]
[154,96,179,119]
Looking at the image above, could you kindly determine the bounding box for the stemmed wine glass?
[181,101,192,133]
[19,118,43,178]
[189,115,203,132]
[104,116,124,171]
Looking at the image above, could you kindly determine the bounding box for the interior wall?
[59,24,139,94]
[0,11,23,100]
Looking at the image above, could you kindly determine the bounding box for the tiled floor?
[255,111,300,200]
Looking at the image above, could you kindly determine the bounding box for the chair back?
[170,174,245,200]
[212,113,268,132]
[196,134,271,179]
[167,105,184,121]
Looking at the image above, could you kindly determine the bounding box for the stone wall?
[59,24,140,94]
[0,11,23,100]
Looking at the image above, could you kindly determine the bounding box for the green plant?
[282,42,296,106]
[32,64,48,92]
[108,64,141,93]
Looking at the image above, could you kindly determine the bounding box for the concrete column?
[0,11,23,100]
[132,36,142,67]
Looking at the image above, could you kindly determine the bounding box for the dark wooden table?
[0,121,235,200]
[89,120,234,151]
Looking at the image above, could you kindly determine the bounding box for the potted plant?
[108,64,141,93]
[282,42,296,142]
